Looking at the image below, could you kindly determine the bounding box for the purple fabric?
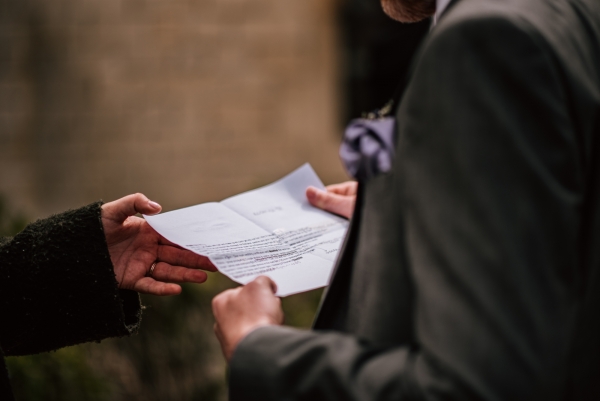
[339,117,396,181]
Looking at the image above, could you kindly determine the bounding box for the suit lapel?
[312,1,445,330]
[313,183,365,330]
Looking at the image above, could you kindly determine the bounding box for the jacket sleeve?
[228,12,580,401]
[0,202,142,356]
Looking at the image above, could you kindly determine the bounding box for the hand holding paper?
[144,164,349,296]
[102,193,215,296]
[212,276,283,361]
[306,181,358,219]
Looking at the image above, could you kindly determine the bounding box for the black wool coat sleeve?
[0,202,142,401]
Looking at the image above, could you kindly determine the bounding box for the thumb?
[306,186,353,218]
[105,193,162,221]
[306,186,329,208]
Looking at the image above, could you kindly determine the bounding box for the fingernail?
[148,200,161,209]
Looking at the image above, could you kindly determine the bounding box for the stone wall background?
[0,0,347,219]
[0,1,347,400]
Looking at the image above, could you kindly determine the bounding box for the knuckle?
[255,276,270,287]
[212,295,224,309]
[133,192,147,203]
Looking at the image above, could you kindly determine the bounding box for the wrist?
[227,320,276,361]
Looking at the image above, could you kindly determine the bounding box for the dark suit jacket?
[229,0,600,399]
[0,203,142,401]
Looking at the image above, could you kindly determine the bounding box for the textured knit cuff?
[0,202,141,356]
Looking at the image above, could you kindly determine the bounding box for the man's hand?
[212,276,284,361]
[306,181,358,219]
[101,193,216,296]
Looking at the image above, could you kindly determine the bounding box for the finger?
[157,237,218,271]
[107,193,162,221]
[133,276,182,296]
[151,262,209,284]
[326,181,358,196]
[158,245,217,271]
[213,323,229,360]
[212,289,240,315]
[213,323,223,343]
[252,276,278,294]
[306,186,355,218]
[130,193,162,216]
[212,294,225,315]
[306,186,327,207]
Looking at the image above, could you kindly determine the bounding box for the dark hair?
[380,0,436,22]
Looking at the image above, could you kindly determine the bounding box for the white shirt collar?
[433,0,453,25]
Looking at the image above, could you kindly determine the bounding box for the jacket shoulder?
[431,0,600,84]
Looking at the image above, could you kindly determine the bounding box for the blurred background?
[0,0,428,399]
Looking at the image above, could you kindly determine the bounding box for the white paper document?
[144,164,349,296]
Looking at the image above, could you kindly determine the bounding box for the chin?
[380,0,436,22]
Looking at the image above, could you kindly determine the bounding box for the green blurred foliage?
[0,196,27,238]
[1,194,324,401]
[283,289,324,328]
[6,348,109,401]
[90,276,234,401]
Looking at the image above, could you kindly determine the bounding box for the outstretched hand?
[101,193,216,296]
[306,181,358,219]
